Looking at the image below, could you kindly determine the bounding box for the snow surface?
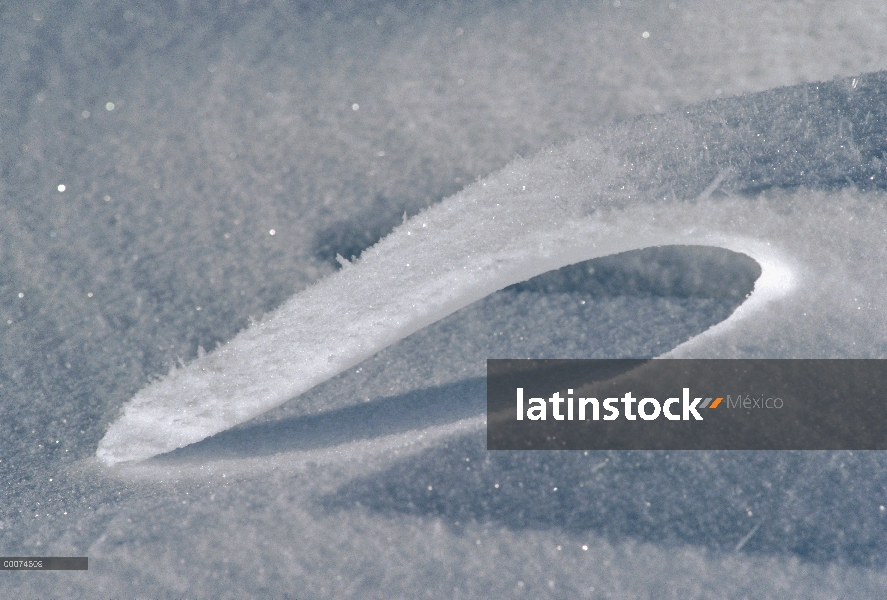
[101,70,887,463]
[5,0,887,597]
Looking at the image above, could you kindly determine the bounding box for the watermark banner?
[1,557,88,570]
[487,359,887,450]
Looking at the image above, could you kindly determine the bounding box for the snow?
[100,70,887,463]
[5,0,887,597]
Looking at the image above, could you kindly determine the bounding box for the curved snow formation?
[97,72,887,466]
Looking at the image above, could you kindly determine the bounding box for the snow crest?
[97,72,887,465]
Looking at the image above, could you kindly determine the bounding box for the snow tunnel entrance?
[432,244,763,359]
[506,245,761,301]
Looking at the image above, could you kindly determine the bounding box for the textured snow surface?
[99,71,887,464]
[5,0,887,597]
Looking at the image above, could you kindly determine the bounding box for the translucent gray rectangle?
[487,360,887,450]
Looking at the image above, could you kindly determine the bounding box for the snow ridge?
[97,72,887,465]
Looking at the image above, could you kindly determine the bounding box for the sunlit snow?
[6,1,887,598]
[99,72,887,464]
